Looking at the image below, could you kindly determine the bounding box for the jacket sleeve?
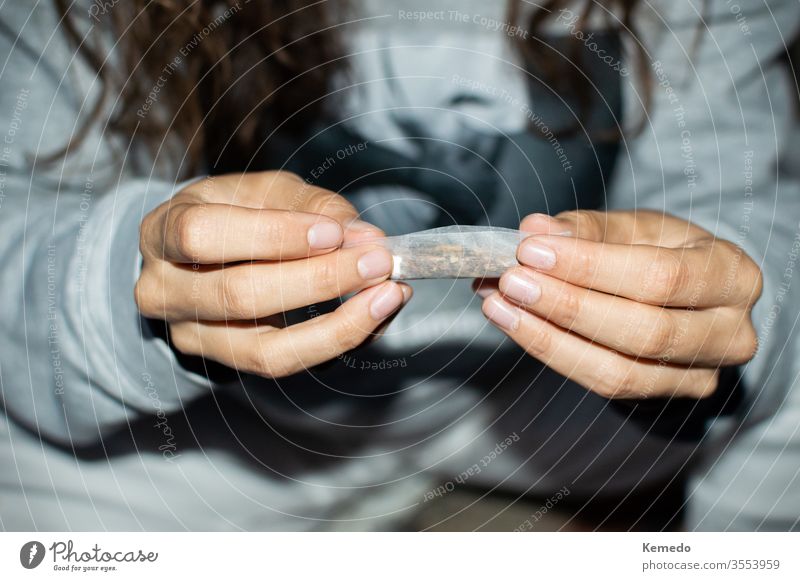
[0,3,213,445]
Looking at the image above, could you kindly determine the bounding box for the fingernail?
[519,241,556,270]
[520,214,572,236]
[346,218,382,235]
[475,286,494,299]
[501,271,541,305]
[357,248,393,279]
[307,222,343,249]
[482,296,521,331]
[370,282,404,320]
[399,284,413,304]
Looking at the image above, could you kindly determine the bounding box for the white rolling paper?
[343,225,527,280]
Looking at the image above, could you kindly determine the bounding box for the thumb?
[183,170,385,241]
[521,210,608,242]
[540,209,706,246]
[296,187,384,243]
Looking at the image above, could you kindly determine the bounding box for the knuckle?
[244,342,284,378]
[554,210,578,227]
[520,323,553,358]
[133,275,161,318]
[744,259,764,303]
[729,326,759,365]
[256,213,289,248]
[173,204,209,260]
[590,357,636,398]
[752,267,764,302]
[181,176,216,200]
[602,371,635,399]
[721,240,763,305]
[570,247,597,284]
[694,370,720,399]
[251,353,283,379]
[589,372,615,399]
[305,190,354,219]
[639,311,676,358]
[575,210,603,239]
[139,211,158,256]
[311,258,344,294]
[551,287,582,328]
[260,170,304,200]
[220,270,257,318]
[642,252,689,303]
[168,325,197,356]
[254,170,290,189]
[556,209,602,240]
[332,315,369,353]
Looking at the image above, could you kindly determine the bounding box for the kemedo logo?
[20,541,46,569]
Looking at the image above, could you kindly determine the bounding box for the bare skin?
[135,171,411,378]
[136,177,760,396]
[477,210,763,399]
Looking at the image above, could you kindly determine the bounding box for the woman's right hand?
[134,171,410,378]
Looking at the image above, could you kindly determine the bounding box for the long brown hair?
[54,0,645,175]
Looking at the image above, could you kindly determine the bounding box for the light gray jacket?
[1,0,799,530]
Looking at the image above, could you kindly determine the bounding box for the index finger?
[517,235,757,307]
[143,202,348,263]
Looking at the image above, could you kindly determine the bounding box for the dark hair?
[54,0,647,175]
[508,0,648,138]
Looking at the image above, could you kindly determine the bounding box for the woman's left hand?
[477,210,763,399]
